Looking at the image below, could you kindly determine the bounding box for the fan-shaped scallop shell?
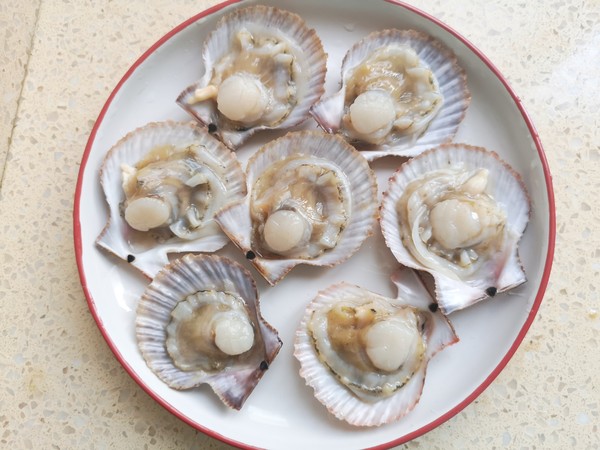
[135,254,282,410]
[380,144,530,314]
[96,121,246,278]
[177,5,327,148]
[215,130,378,285]
[310,29,470,161]
[294,267,458,426]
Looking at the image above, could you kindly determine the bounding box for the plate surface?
[74,0,555,448]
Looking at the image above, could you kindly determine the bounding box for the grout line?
[0,0,43,194]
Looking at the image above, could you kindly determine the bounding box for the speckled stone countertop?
[0,0,598,448]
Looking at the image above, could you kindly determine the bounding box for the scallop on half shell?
[136,254,282,410]
[310,29,470,161]
[380,144,531,315]
[215,130,378,285]
[294,267,458,426]
[96,121,246,278]
[177,5,327,149]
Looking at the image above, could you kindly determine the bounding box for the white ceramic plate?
[74,1,555,448]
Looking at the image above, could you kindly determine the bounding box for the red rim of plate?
[72,1,556,448]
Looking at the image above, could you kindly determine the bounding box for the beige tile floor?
[0,0,598,448]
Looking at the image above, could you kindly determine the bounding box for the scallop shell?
[96,121,246,278]
[177,5,327,148]
[380,144,530,314]
[294,268,458,426]
[136,254,282,410]
[215,130,378,285]
[310,29,470,161]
